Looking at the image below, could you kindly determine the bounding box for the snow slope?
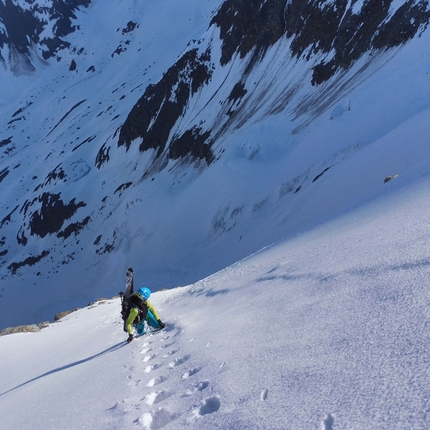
[1,113,430,428]
[0,0,430,331]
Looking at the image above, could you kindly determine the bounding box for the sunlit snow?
[1,167,430,428]
[1,1,430,427]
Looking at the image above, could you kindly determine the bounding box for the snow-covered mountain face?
[0,0,429,329]
[0,0,91,75]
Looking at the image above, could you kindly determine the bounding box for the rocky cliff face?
[118,0,430,170]
[117,48,215,172]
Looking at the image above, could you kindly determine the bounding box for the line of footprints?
[111,326,330,429]
[121,327,220,429]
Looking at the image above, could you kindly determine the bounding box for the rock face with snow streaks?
[118,48,214,169]
[118,0,430,169]
[0,0,91,74]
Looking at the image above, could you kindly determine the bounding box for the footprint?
[159,342,174,350]
[173,328,183,337]
[128,378,143,387]
[182,380,209,396]
[139,407,175,430]
[181,367,201,379]
[192,396,221,417]
[196,381,209,391]
[163,349,178,357]
[144,389,172,405]
[108,399,139,413]
[169,355,190,368]
[261,388,269,401]
[160,336,170,342]
[147,375,167,387]
[126,373,144,387]
[140,347,152,354]
[145,363,161,373]
[143,354,156,362]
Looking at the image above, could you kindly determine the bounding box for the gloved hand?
[157,320,166,329]
[127,334,133,343]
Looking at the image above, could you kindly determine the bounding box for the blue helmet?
[137,287,151,300]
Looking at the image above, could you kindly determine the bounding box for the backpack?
[119,291,131,323]
[119,292,148,332]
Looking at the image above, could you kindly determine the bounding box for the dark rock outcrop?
[29,192,87,238]
[118,48,214,164]
[8,250,50,274]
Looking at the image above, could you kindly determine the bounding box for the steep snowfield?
[1,143,430,428]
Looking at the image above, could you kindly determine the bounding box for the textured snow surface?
[1,165,430,428]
